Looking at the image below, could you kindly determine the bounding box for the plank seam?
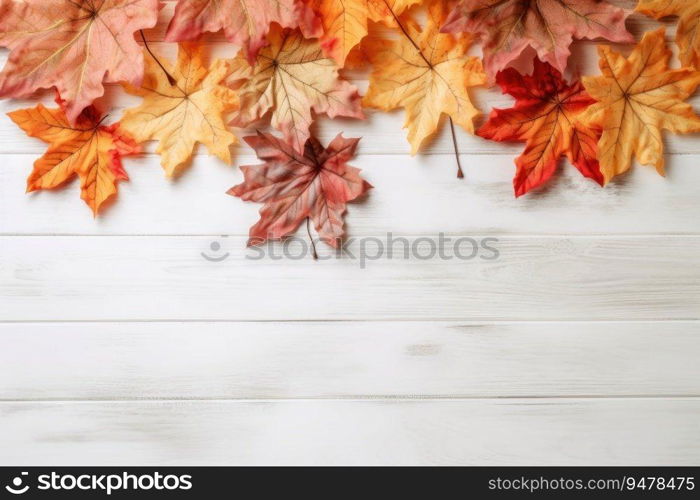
[1,396,699,404]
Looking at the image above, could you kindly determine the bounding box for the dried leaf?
[165,0,321,63]
[637,0,700,68]
[0,0,160,124]
[580,28,700,183]
[8,97,140,215]
[120,43,240,177]
[308,0,423,64]
[442,0,633,78]
[229,132,372,247]
[478,58,603,196]
[363,1,486,154]
[227,27,364,153]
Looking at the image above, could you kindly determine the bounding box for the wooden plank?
[2,153,699,236]
[1,398,698,465]
[1,321,698,400]
[1,235,698,321]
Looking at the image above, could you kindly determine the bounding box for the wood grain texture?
[1,235,699,322]
[1,321,698,401]
[2,153,700,236]
[0,0,698,465]
[1,398,698,465]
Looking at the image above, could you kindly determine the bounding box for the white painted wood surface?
[0,1,699,465]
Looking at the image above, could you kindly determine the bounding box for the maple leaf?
[637,0,700,68]
[229,131,372,248]
[8,97,140,215]
[580,28,700,183]
[165,0,322,63]
[120,42,240,178]
[308,0,423,64]
[478,58,603,197]
[0,0,160,124]
[441,0,633,78]
[362,1,486,155]
[227,26,364,153]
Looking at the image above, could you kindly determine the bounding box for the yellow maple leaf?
[227,26,363,153]
[362,1,486,154]
[8,100,140,216]
[580,28,700,183]
[121,42,240,177]
[637,0,700,68]
[309,0,424,65]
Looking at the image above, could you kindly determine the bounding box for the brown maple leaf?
[229,131,372,248]
[441,0,633,78]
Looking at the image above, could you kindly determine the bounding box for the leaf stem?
[384,0,463,178]
[306,218,318,261]
[449,117,464,179]
[139,30,177,86]
[384,0,432,68]
[96,114,110,127]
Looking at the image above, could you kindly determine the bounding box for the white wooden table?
[1,2,699,465]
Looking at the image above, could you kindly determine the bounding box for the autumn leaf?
[119,43,239,177]
[8,97,140,215]
[229,132,372,248]
[0,0,160,124]
[367,0,424,24]
[580,28,700,183]
[637,0,700,68]
[441,0,633,78]
[308,0,423,64]
[363,1,486,156]
[165,0,321,63]
[227,27,364,153]
[478,58,603,197]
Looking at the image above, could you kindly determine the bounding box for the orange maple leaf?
[637,0,700,69]
[8,97,140,215]
[308,0,424,65]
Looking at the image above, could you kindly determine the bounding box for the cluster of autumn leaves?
[1,0,700,248]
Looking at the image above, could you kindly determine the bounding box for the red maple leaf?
[229,132,372,248]
[478,58,604,196]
